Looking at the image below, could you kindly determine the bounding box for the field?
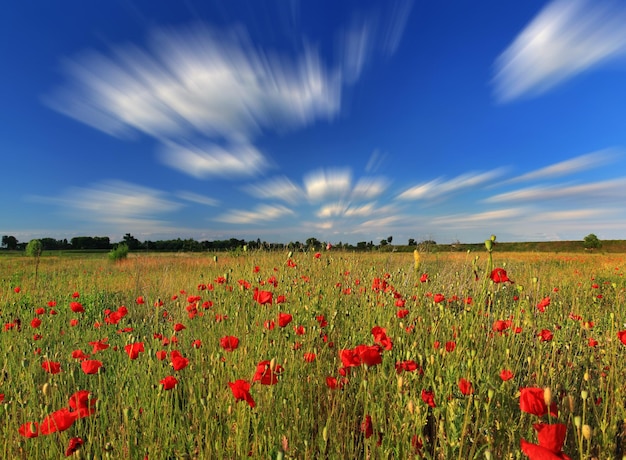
[1,248,626,459]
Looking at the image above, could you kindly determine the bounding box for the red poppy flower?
[433,293,445,303]
[537,297,551,312]
[90,338,109,354]
[519,387,558,418]
[81,360,102,375]
[588,337,598,347]
[490,268,513,283]
[14,287,21,293]
[173,323,186,332]
[287,258,297,267]
[293,325,305,335]
[65,437,84,457]
[170,350,189,371]
[395,360,422,374]
[618,330,626,346]
[354,344,383,367]
[254,289,273,305]
[421,389,436,408]
[252,360,283,385]
[70,302,84,313]
[445,341,456,352]
[42,361,61,374]
[264,320,275,330]
[276,295,286,304]
[71,292,80,298]
[30,317,42,328]
[396,309,409,318]
[68,390,97,418]
[229,379,256,408]
[538,329,554,342]
[303,352,316,362]
[458,378,473,395]
[19,422,39,438]
[314,252,321,259]
[135,296,145,305]
[160,375,178,390]
[40,408,77,435]
[124,342,145,360]
[420,273,429,283]
[371,326,393,351]
[192,339,202,349]
[500,369,514,381]
[220,336,240,352]
[521,423,571,460]
[278,313,293,328]
[340,348,361,368]
[361,414,373,438]
[69,319,79,327]
[492,319,511,333]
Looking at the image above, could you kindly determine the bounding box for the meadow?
[1,246,625,459]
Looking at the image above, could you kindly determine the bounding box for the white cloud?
[352,177,388,199]
[486,178,626,203]
[216,204,294,224]
[397,170,504,201]
[431,208,526,226]
[505,149,619,183]
[175,191,219,207]
[159,142,267,178]
[304,168,352,201]
[246,177,305,204]
[493,0,626,102]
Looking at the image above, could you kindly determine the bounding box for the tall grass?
[0,249,625,458]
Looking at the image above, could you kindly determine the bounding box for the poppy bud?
[583,372,590,381]
[323,425,328,442]
[484,240,492,251]
[42,383,50,398]
[543,387,553,408]
[407,399,414,414]
[397,376,404,392]
[582,424,593,440]
[574,416,582,428]
[567,395,575,413]
[288,251,293,259]
[213,255,218,263]
[269,358,277,372]
[581,390,588,401]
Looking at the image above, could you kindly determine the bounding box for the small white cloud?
[432,208,526,226]
[216,204,294,224]
[397,170,503,201]
[176,191,219,207]
[493,0,626,102]
[304,168,352,201]
[246,177,305,204]
[352,177,388,199]
[160,143,266,178]
[486,178,626,203]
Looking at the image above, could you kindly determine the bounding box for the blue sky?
[3,0,626,246]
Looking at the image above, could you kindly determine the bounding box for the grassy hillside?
[395,239,626,253]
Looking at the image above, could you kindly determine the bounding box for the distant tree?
[26,239,43,286]
[387,236,393,244]
[379,239,388,247]
[2,235,18,250]
[123,233,142,250]
[305,237,321,251]
[583,233,601,250]
[408,238,416,246]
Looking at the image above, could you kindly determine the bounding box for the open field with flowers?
[1,246,626,459]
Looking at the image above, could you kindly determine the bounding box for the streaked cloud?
[216,204,294,224]
[29,180,182,227]
[431,208,526,226]
[175,191,219,207]
[246,177,305,204]
[493,0,626,102]
[397,170,504,201]
[159,142,267,178]
[505,149,619,184]
[304,169,352,201]
[486,177,626,203]
[352,177,388,199]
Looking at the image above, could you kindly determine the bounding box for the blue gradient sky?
[3,0,626,245]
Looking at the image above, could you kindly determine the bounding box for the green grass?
[0,250,625,459]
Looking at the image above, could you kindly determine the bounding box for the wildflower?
[253,288,273,305]
[420,273,429,283]
[458,378,474,395]
[156,350,167,360]
[421,389,436,408]
[538,329,554,342]
[170,350,189,371]
[65,437,84,457]
[519,387,558,418]
[536,297,551,313]
[42,361,61,374]
[30,317,42,328]
[361,414,373,438]
[618,330,626,346]
[19,422,39,438]
[395,360,422,374]
[219,336,239,352]
[192,339,202,349]
[445,341,456,352]
[252,360,283,385]
[160,376,178,390]
[500,369,514,381]
[229,380,255,408]
[68,390,97,418]
[90,338,109,354]
[173,323,186,332]
[81,360,102,374]
[278,313,293,328]
[40,408,77,435]
[433,293,445,303]
[124,342,145,360]
[371,326,393,351]
[303,352,316,362]
[490,268,513,283]
[70,302,84,313]
[520,423,571,460]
